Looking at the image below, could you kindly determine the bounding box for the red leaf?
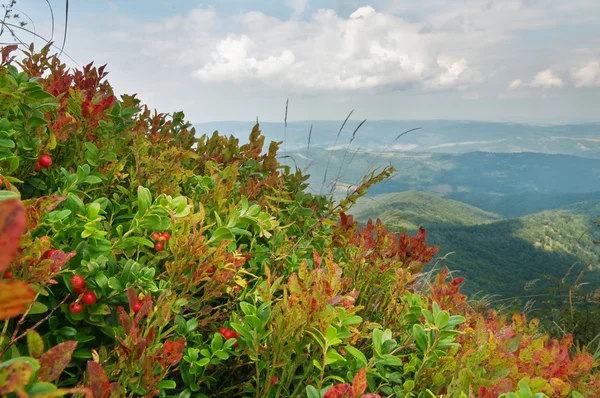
[313,248,322,268]
[0,199,26,273]
[361,395,381,398]
[352,368,367,396]
[127,287,137,312]
[324,383,355,398]
[87,361,110,398]
[37,341,78,382]
[160,337,186,367]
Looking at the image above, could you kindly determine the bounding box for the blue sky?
[9,0,600,123]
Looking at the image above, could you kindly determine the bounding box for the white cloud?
[508,79,522,89]
[571,60,600,87]
[286,0,308,19]
[186,6,481,91]
[531,69,564,88]
[192,35,296,82]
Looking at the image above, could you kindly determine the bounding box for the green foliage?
[0,44,598,398]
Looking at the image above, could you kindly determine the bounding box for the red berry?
[155,242,164,251]
[207,266,214,274]
[232,331,241,338]
[271,376,279,385]
[161,232,171,241]
[82,291,97,306]
[74,286,86,295]
[34,162,42,171]
[38,155,52,168]
[3,269,13,279]
[132,301,143,313]
[69,302,83,313]
[151,232,161,241]
[222,329,234,339]
[70,275,86,290]
[218,327,228,336]
[86,134,97,141]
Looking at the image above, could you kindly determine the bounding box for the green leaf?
[83,175,102,184]
[0,138,15,147]
[137,186,152,216]
[246,315,262,330]
[344,345,367,367]
[306,385,321,398]
[0,190,20,201]
[158,380,177,389]
[372,328,383,353]
[197,358,210,367]
[325,348,346,365]
[210,227,235,244]
[446,315,466,328]
[27,330,44,358]
[435,311,450,330]
[412,324,428,352]
[27,382,58,394]
[239,302,256,316]
[28,301,48,315]
[186,319,198,333]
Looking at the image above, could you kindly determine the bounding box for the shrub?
[0,44,597,397]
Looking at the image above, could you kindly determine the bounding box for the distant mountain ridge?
[287,148,600,196]
[193,120,600,158]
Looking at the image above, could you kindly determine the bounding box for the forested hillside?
[351,191,600,299]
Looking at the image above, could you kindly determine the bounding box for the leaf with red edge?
[37,340,78,382]
[0,199,26,274]
[87,361,110,398]
[160,337,186,367]
[352,368,367,396]
[23,195,67,231]
[324,383,355,398]
[29,249,77,284]
[0,281,35,320]
[0,360,33,397]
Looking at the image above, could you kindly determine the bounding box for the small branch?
[0,293,70,358]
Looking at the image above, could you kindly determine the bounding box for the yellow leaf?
[0,280,35,320]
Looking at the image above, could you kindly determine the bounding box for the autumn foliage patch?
[0,44,597,397]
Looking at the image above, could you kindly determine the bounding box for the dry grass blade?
[322,110,353,194]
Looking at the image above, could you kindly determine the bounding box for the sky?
[7,0,600,123]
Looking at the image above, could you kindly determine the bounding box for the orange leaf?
[352,368,367,396]
[0,281,35,320]
[38,341,78,382]
[0,199,26,273]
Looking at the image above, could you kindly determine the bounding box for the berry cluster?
[68,274,97,313]
[151,231,171,251]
